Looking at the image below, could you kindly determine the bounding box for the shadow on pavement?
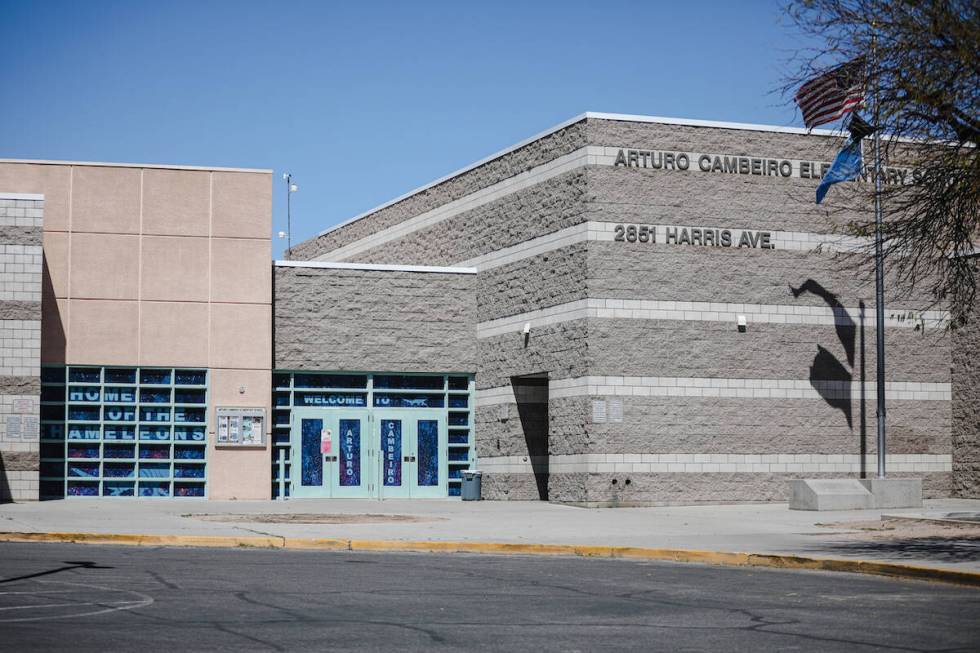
[806,538,980,563]
[0,561,114,584]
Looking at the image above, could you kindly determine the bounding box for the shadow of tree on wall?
[791,280,867,467]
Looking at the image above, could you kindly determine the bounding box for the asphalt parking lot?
[1,542,978,652]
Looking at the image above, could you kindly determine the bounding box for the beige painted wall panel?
[69,233,139,299]
[209,303,271,370]
[141,235,209,302]
[207,368,271,500]
[142,168,210,237]
[68,299,138,365]
[42,232,69,299]
[71,166,140,234]
[0,163,71,231]
[211,172,271,239]
[41,296,67,364]
[139,301,209,367]
[210,238,272,304]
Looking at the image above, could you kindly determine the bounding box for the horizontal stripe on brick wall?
[477,453,951,474]
[475,376,950,405]
[0,375,39,395]
[0,450,39,470]
[0,302,40,321]
[476,298,946,338]
[0,225,42,246]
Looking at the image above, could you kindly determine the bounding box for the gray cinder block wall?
[952,258,980,498]
[0,193,42,502]
[273,263,476,373]
[289,113,955,505]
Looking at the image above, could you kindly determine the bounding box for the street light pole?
[283,173,297,259]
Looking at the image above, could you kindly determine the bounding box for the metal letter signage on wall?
[339,419,361,486]
[215,407,267,447]
[381,419,402,486]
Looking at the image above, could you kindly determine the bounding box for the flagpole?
[870,29,887,479]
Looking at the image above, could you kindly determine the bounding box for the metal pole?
[285,173,292,259]
[871,31,887,479]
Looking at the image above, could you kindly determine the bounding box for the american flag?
[795,58,867,129]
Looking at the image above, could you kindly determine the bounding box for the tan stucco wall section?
[0,160,274,500]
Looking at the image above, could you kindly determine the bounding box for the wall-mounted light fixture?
[736,315,747,332]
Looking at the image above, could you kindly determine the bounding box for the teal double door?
[290,408,447,499]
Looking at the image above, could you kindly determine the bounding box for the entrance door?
[290,408,446,498]
[377,410,447,499]
[290,409,372,498]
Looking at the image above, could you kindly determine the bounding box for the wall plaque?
[216,407,266,447]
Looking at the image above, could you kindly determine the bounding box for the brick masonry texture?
[584,166,863,237]
[274,266,476,373]
[476,244,588,323]
[0,198,43,228]
[578,472,950,505]
[581,396,949,456]
[487,471,951,504]
[475,396,588,459]
[344,170,589,267]
[0,375,39,394]
[952,275,980,498]
[476,319,589,390]
[0,225,42,246]
[0,301,41,320]
[587,242,938,309]
[290,121,587,260]
[0,197,41,502]
[588,319,950,383]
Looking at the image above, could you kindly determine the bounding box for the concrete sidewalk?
[2,498,979,580]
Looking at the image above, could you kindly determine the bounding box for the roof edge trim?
[0,192,44,201]
[274,260,478,275]
[0,158,273,174]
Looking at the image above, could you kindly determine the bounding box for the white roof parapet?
[310,111,842,240]
[0,192,44,200]
[0,158,272,174]
[274,260,478,275]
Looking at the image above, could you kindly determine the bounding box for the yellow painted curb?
[0,531,283,549]
[2,531,979,588]
[283,537,350,551]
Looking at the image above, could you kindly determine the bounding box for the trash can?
[461,470,482,501]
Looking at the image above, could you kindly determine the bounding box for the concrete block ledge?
[1,530,979,588]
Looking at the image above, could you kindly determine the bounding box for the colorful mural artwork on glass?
[339,419,361,486]
[417,419,438,486]
[301,418,323,487]
[381,419,402,486]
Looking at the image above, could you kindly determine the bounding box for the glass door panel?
[291,413,328,498]
[411,413,447,498]
[379,418,408,498]
[330,413,372,498]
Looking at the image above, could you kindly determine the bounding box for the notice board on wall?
[216,407,266,447]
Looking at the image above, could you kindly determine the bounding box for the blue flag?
[816,139,863,204]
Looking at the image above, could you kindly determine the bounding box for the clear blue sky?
[0,0,813,256]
